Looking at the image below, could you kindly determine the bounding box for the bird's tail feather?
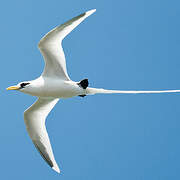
[86,87,180,95]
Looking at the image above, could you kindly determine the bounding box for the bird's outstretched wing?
[38,9,96,80]
[24,97,60,173]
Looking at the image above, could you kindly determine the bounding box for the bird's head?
[7,82,31,91]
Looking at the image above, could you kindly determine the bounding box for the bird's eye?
[20,82,30,88]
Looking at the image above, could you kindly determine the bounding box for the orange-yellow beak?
[6,86,20,90]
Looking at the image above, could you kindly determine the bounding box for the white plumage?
[7,9,180,173]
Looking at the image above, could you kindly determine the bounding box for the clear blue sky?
[1,0,180,179]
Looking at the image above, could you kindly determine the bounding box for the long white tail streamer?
[86,87,180,95]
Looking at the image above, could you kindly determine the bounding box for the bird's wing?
[24,97,60,173]
[38,9,96,80]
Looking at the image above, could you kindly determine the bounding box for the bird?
[6,9,180,173]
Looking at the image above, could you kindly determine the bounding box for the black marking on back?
[78,79,89,89]
[79,95,86,97]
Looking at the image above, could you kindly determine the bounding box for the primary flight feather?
[7,9,180,173]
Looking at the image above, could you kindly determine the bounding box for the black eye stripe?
[20,82,30,88]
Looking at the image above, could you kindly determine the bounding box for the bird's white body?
[21,77,84,98]
[7,9,180,174]
[21,76,180,98]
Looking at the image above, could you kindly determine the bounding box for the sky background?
[0,0,180,179]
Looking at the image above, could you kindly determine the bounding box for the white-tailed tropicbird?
[6,9,180,173]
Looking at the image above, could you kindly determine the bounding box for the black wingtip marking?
[33,141,53,168]
[69,12,85,24]
[81,12,86,17]
[78,79,89,89]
